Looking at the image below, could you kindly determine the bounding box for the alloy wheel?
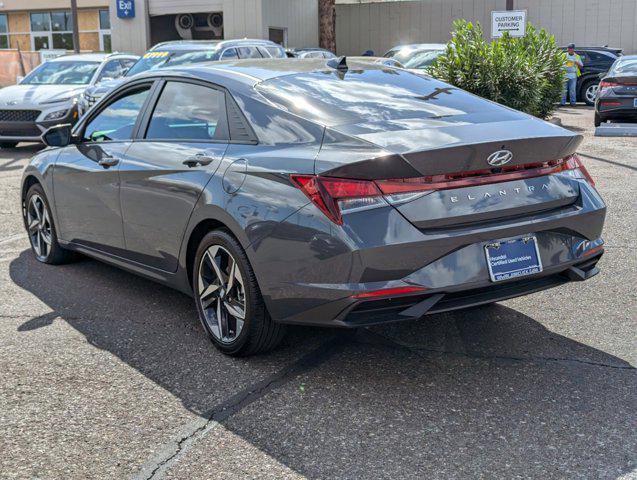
[585,84,599,104]
[197,245,246,344]
[26,194,52,260]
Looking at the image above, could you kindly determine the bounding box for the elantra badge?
[487,150,513,166]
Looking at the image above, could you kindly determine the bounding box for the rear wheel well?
[186,219,230,288]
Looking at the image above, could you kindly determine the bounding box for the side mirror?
[41,124,73,148]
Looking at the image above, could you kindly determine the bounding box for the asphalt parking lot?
[0,106,635,479]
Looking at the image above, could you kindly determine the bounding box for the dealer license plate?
[484,236,543,282]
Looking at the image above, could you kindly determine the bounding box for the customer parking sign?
[491,10,526,38]
[117,0,135,19]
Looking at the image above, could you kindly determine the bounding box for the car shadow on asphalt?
[9,250,635,478]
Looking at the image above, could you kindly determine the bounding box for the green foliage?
[428,20,566,119]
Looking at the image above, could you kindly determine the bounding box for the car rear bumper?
[252,176,606,326]
[334,251,602,327]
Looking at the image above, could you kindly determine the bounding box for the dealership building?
[0,0,110,52]
[0,0,635,56]
[108,0,319,55]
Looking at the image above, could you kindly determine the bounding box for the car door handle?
[183,154,215,168]
[98,156,119,168]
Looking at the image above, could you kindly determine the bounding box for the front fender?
[21,148,62,229]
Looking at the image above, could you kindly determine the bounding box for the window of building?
[30,11,74,50]
[99,10,111,52]
[0,14,8,50]
[268,27,288,47]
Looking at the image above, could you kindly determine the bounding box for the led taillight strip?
[376,155,592,194]
[291,155,594,225]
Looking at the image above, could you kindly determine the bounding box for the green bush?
[428,20,566,119]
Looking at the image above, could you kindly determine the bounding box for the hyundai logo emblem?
[487,150,513,166]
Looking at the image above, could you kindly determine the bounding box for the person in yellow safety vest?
[561,43,584,106]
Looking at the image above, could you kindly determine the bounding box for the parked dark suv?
[560,46,622,105]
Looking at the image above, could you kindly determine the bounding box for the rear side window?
[145,82,226,141]
[237,46,263,59]
[84,86,150,142]
[220,48,238,59]
[260,46,286,58]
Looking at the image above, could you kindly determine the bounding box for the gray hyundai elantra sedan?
[21,58,606,356]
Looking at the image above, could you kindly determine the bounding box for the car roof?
[289,47,332,53]
[561,46,622,53]
[138,57,395,88]
[150,38,282,52]
[50,53,108,62]
[388,43,446,51]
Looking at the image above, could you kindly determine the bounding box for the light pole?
[70,0,80,53]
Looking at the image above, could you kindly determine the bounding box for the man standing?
[561,43,583,106]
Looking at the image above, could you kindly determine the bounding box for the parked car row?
[5,37,627,149]
[0,39,289,148]
[0,52,138,149]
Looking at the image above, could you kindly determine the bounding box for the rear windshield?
[256,68,506,127]
[612,59,637,74]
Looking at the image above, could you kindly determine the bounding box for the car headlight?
[43,109,69,121]
[40,95,79,105]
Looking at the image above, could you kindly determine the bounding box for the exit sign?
[117,0,135,19]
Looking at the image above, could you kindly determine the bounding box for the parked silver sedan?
[0,52,138,148]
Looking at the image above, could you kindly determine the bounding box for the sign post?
[491,10,527,38]
[117,0,136,19]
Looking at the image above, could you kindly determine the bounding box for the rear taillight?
[599,80,619,88]
[290,175,385,225]
[291,155,594,225]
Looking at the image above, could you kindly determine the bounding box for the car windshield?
[612,59,637,74]
[21,61,100,85]
[257,68,508,127]
[403,50,444,69]
[166,50,218,67]
[125,49,221,76]
[125,52,172,76]
[385,48,431,65]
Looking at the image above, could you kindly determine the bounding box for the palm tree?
[318,0,336,53]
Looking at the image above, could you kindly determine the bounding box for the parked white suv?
[0,52,138,148]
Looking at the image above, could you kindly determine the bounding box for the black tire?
[24,183,74,265]
[193,229,286,356]
[581,79,598,106]
[0,141,18,149]
[594,112,602,127]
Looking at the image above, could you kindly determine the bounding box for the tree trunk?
[318,0,336,53]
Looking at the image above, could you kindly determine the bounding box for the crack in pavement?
[356,329,635,371]
[133,335,346,480]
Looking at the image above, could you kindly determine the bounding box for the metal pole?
[506,0,514,10]
[70,0,80,53]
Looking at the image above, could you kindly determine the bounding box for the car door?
[54,82,154,254]
[118,79,229,272]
